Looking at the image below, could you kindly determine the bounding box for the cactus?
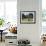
[0,18,5,27]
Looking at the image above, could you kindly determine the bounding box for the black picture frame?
[20,11,36,24]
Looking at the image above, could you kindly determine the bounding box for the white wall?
[17,0,42,45]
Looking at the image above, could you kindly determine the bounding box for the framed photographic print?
[20,11,36,24]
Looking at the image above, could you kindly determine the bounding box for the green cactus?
[0,18,5,27]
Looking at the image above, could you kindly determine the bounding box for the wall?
[17,0,42,45]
